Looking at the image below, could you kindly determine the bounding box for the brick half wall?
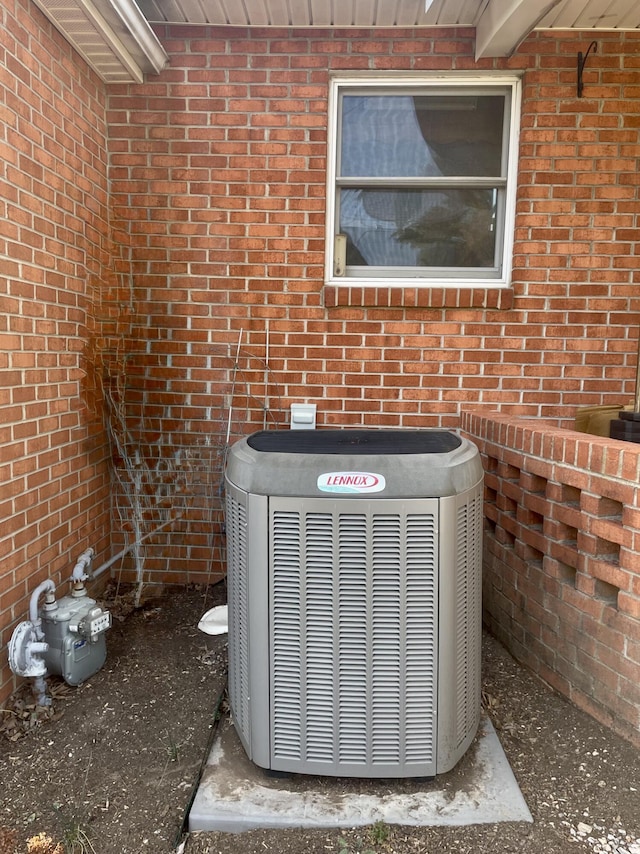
[461,409,640,746]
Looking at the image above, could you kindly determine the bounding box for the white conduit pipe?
[226,328,243,447]
[71,547,95,582]
[29,579,56,635]
[90,516,182,581]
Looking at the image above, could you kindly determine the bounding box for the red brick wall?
[101,25,640,588]
[462,409,640,746]
[106,25,640,439]
[0,0,113,703]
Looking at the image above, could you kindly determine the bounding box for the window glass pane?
[340,96,440,178]
[340,94,506,179]
[412,95,505,177]
[340,188,498,269]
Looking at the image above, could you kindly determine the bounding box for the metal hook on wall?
[577,41,598,98]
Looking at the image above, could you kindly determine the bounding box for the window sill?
[323,284,514,310]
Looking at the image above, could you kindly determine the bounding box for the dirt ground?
[1,583,638,854]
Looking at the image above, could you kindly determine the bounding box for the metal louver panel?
[271,510,303,759]
[405,513,438,760]
[225,490,250,741]
[270,497,438,777]
[306,513,335,761]
[337,512,368,765]
[454,491,483,747]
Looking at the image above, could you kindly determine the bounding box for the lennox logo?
[317,471,386,494]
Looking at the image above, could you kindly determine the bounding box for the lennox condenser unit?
[225,429,483,778]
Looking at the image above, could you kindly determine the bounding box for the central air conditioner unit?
[224,429,483,778]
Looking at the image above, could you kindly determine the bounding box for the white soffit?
[32,0,169,83]
[137,0,640,34]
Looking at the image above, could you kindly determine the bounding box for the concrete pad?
[188,712,532,833]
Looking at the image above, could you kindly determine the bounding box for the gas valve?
[7,621,49,678]
[7,620,51,705]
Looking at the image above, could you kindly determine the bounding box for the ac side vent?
[454,491,483,748]
[225,490,250,739]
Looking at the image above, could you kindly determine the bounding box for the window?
[326,75,521,289]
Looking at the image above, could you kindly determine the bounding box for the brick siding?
[101,25,640,586]
[106,25,640,441]
[462,409,640,746]
[0,0,113,703]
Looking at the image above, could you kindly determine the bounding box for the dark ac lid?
[246,429,462,455]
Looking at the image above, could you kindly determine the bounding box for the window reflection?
[340,96,440,178]
[340,95,504,178]
[340,189,497,269]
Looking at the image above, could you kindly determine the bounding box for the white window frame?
[325,73,522,290]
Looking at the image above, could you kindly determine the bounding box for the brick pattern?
[462,409,640,746]
[0,0,113,703]
[101,25,640,591]
[105,25,640,441]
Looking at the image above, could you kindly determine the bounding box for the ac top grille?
[270,496,439,776]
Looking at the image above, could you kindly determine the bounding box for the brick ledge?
[323,284,514,310]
